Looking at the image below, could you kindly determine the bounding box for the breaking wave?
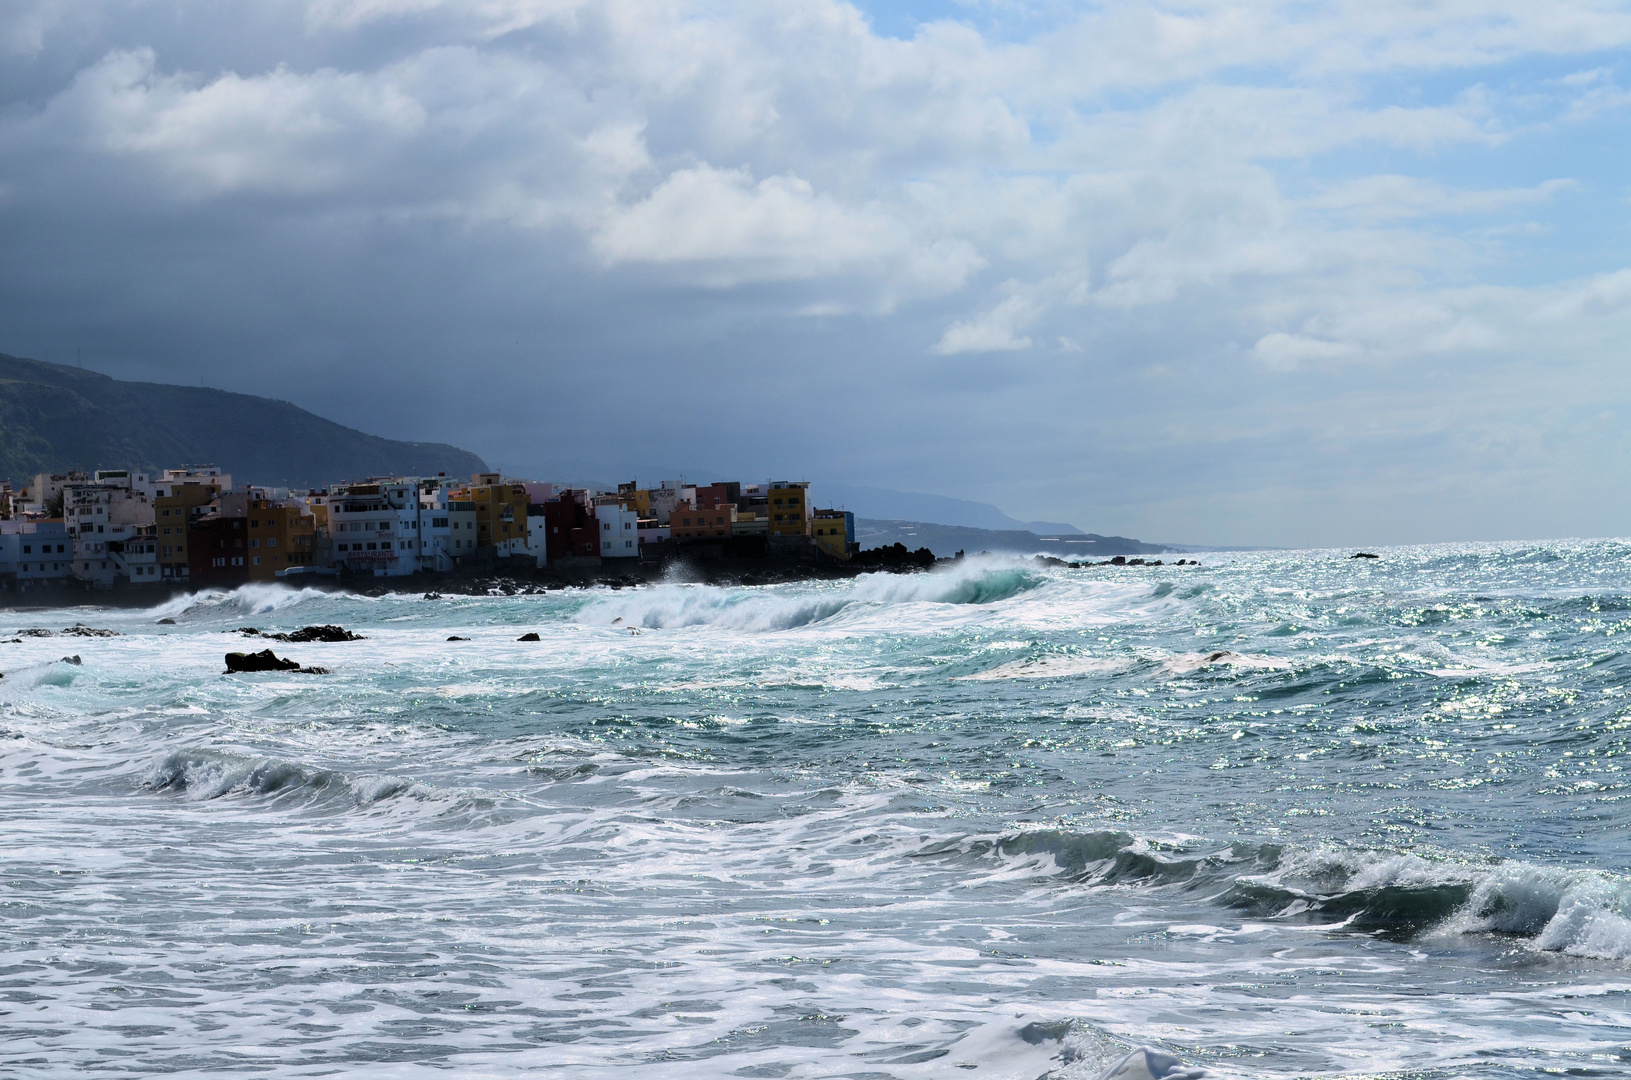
[144,748,424,808]
[149,582,350,621]
[573,560,1045,631]
[938,828,1631,960]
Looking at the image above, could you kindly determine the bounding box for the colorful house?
[812,509,854,560]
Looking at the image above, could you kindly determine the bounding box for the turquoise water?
[3,543,1630,1077]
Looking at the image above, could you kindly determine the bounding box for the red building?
[691,483,734,511]
[542,490,598,562]
[187,513,250,587]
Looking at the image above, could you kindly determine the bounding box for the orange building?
[154,477,226,581]
[670,502,735,540]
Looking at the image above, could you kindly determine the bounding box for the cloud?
[2,0,1631,545]
[592,164,979,294]
[1251,332,1361,371]
[1310,175,1576,221]
[933,290,1039,354]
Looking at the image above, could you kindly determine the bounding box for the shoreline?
[0,548,1191,610]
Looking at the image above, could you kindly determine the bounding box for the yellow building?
[154,478,224,581]
[766,481,811,536]
[244,496,317,581]
[616,481,649,517]
[303,490,333,533]
[460,474,531,557]
[812,509,853,560]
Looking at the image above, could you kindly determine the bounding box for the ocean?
[2,542,1629,1078]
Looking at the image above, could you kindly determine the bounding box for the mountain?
[0,353,487,488]
[855,519,1169,558]
[822,484,1051,531]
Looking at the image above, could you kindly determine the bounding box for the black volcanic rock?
[224,649,300,673]
[517,632,540,641]
[238,625,363,642]
[849,542,936,571]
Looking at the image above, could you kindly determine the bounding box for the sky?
[3,1,1631,547]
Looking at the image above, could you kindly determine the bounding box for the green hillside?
[0,353,487,488]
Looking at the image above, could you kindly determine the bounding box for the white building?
[66,478,155,587]
[417,481,478,573]
[528,507,549,568]
[596,505,640,559]
[646,482,696,526]
[155,466,230,500]
[15,472,87,516]
[115,525,160,583]
[322,478,478,577]
[0,519,73,588]
[326,480,423,578]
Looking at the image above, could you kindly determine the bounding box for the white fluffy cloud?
[3,0,1631,543]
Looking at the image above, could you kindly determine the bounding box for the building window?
[22,545,29,554]
[366,543,376,550]
[253,556,262,565]
[267,538,276,548]
[231,557,243,566]
[249,538,260,548]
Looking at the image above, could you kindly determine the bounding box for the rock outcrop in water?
[517,632,540,642]
[237,625,364,642]
[224,649,328,674]
[17,626,122,638]
[848,542,937,570]
[1351,552,1379,559]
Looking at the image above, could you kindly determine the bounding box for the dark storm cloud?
[5,0,1631,545]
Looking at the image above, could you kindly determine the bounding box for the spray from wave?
[149,582,356,621]
[573,558,1046,631]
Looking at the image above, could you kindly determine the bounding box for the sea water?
[2,542,1630,1078]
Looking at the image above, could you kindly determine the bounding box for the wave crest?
[946,828,1631,959]
[144,748,419,808]
[151,583,349,621]
[574,561,1045,631]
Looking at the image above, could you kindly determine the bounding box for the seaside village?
[0,468,859,592]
